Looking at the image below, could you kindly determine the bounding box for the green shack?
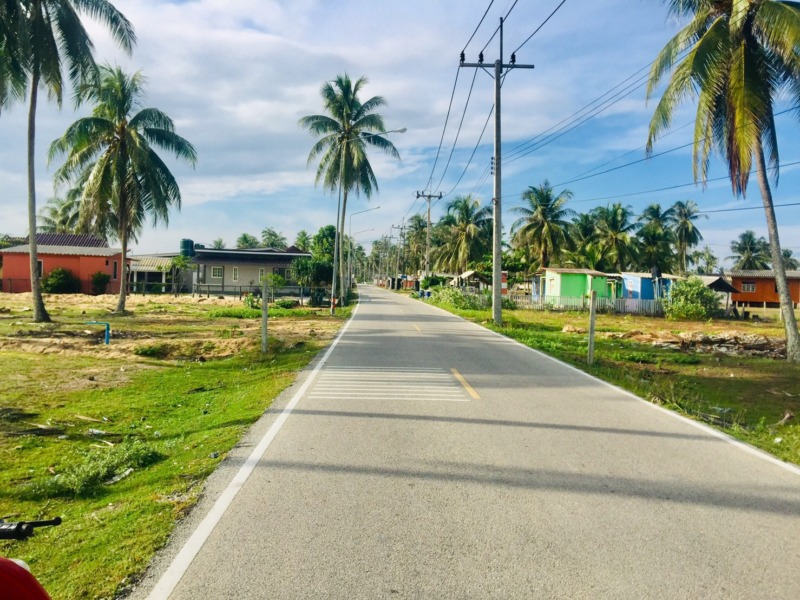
[539,268,613,299]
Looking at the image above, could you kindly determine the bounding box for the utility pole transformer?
[415,191,443,278]
[460,17,534,326]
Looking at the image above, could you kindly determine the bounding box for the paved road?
[135,285,800,599]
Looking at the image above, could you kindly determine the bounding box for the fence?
[509,293,664,316]
[191,284,324,302]
[2,278,122,295]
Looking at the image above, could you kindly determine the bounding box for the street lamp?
[348,228,374,285]
[349,206,381,288]
[330,128,406,314]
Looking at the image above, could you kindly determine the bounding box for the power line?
[433,68,480,193]
[462,0,495,53]
[442,105,496,198]
[699,201,800,214]
[423,68,461,191]
[511,0,568,55]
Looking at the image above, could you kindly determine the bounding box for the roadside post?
[587,291,597,365]
[261,280,268,354]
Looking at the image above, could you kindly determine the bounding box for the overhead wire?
[511,0,568,56]
[462,0,495,53]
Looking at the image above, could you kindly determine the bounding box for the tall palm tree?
[647,0,800,360]
[433,195,491,274]
[0,0,26,113]
[671,200,706,274]
[294,230,311,251]
[728,230,771,270]
[690,245,719,274]
[635,225,676,274]
[511,181,575,269]
[236,233,259,249]
[49,65,196,314]
[593,203,639,272]
[638,202,676,234]
[299,74,400,302]
[19,0,135,322]
[38,194,81,233]
[405,213,427,272]
[261,227,287,249]
[782,249,800,271]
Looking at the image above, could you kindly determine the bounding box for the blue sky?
[1,0,798,266]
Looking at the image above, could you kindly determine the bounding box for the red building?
[1,234,126,294]
[730,270,800,308]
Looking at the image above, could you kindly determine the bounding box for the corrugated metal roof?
[25,233,108,247]
[621,272,683,280]
[698,275,739,294]
[729,270,800,279]
[129,256,174,271]
[544,268,608,277]
[0,244,122,256]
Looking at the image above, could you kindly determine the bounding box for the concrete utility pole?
[415,191,442,278]
[460,17,534,326]
[392,220,405,288]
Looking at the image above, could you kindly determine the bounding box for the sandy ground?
[0,292,340,361]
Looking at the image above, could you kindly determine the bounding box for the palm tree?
[690,245,719,274]
[19,1,135,322]
[647,0,800,360]
[593,203,639,272]
[261,227,287,249]
[782,249,800,271]
[294,230,311,251]
[211,238,226,249]
[0,0,26,113]
[728,231,771,270]
[635,225,676,274]
[671,200,706,274]
[38,194,81,233]
[236,233,259,249]
[405,214,427,272]
[638,202,676,234]
[299,74,400,302]
[433,195,491,274]
[511,181,575,269]
[49,65,196,314]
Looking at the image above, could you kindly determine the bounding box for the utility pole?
[460,17,534,326]
[416,191,442,278]
[392,220,405,289]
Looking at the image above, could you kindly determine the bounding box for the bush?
[429,287,487,310]
[90,271,111,295]
[133,343,172,358]
[41,267,81,294]
[421,275,447,289]
[664,277,719,321]
[309,288,326,307]
[273,299,297,309]
[243,293,261,310]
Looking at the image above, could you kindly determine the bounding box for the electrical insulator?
[511,53,516,65]
[479,52,484,64]
[460,51,465,63]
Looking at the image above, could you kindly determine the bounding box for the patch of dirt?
[594,329,786,358]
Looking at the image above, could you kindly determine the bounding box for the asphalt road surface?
[134,285,800,599]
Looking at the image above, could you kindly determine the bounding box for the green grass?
[0,293,350,599]
[426,300,800,465]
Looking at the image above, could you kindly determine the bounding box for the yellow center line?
[451,368,480,400]
[413,324,421,331]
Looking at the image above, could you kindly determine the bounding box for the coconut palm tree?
[299,74,400,302]
[728,230,771,270]
[433,195,491,274]
[593,203,639,272]
[294,230,311,251]
[17,0,135,322]
[635,225,676,274]
[638,202,676,234]
[49,65,196,314]
[782,249,800,271]
[405,214,427,272]
[647,0,800,360]
[511,181,575,270]
[211,238,226,249]
[672,200,706,274]
[690,245,719,274]
[38,195,81,233]
[236,233,259,249]
[261,227,287,249]
[0,0,26,113]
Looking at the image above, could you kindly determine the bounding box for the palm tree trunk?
[27,73,50,323]
[338,189,348,305]
[115,217,129,314]
[754,142,800,362]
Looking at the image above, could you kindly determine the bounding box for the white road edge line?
[397,288,800,477]
[145,302,361,600]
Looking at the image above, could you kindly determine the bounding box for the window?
[113,261,118,280]
[742,282,756,293]
[258,268,265,281]
[232,266,239,282]
[211,266,223,279]
[37,260,43,277]
[273,267,287,279]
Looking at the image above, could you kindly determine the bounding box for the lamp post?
[330,128,406,314]
[349,206,381,288]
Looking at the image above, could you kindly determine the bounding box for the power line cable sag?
[462,0,495,53]
[511,0,568,55]
[434,68,480,194]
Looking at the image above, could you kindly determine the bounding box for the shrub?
[421,275,447,289]
[41,267,81,294]
[90,271,111,295]
[429,287,487,310]
[309,288,326,307]
[243,293,261,310]
[664,277,719,321]
[273,299,297,309]
[133,343,172,358]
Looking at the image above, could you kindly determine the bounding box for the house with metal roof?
[537,267,616,299]
[0,234,127,294]
[730,270,800,308]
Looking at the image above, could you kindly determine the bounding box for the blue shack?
[620,272,680,300]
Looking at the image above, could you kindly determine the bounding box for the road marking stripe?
[451,368,481,400]
[414,324,421,331]
[145,302,361,600]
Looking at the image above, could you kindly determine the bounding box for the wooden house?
[730,270,800,308]
[620,272,681,300]
[538,268,614,299]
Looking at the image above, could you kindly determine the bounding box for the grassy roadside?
[0,294,351,599]
[422,297,800,465]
